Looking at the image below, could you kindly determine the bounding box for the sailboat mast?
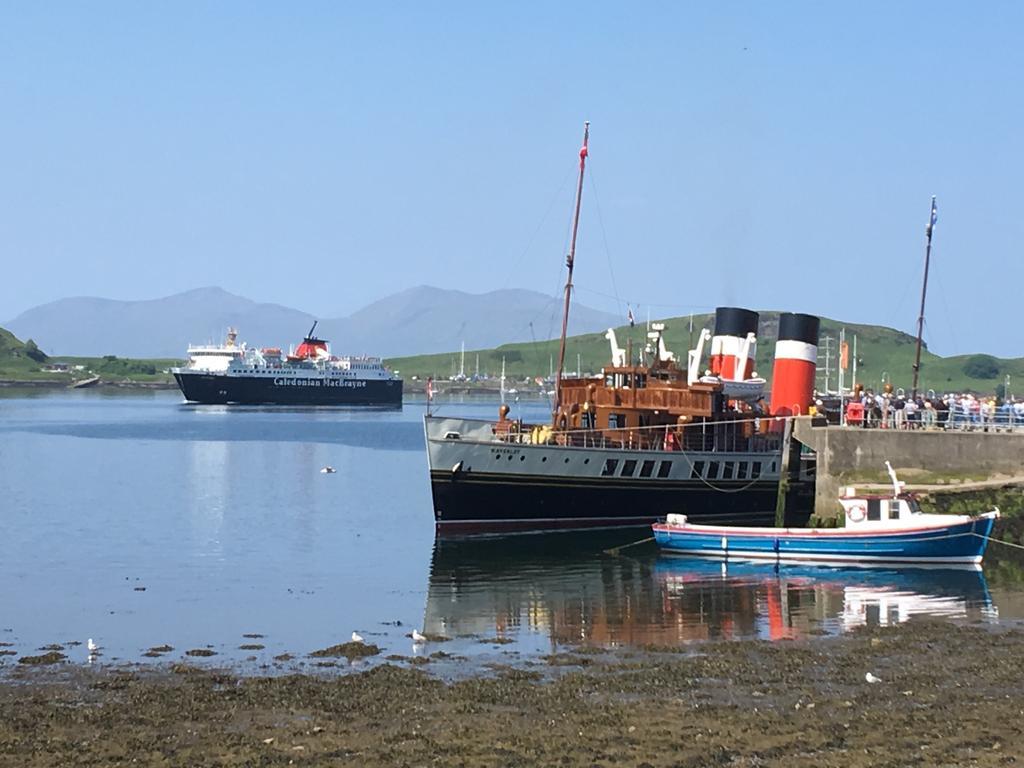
[911,196,937,401]
[555,121,590,413]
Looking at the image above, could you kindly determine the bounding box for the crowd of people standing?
[835,388,1024,431]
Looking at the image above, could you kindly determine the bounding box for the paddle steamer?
[424,123,818,534]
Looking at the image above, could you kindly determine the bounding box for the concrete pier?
[792,418,1024,518]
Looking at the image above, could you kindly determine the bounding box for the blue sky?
[2,2,1022,356]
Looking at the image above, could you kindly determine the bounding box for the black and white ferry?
[172,324,402,406]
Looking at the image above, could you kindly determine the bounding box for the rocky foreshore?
[2,621,1022,766]
[0,378,177,389]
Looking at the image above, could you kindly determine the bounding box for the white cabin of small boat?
[838,461,926,529]
[838,489,923,528]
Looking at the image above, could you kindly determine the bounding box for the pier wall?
[792,418,1024,518]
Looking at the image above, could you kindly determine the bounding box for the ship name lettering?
[272,377,366,388]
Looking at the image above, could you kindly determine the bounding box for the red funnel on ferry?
[289,321,330,361]
[710,307,759,381]
[770,312,820,417]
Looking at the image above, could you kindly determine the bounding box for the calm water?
[1,389,1022,670]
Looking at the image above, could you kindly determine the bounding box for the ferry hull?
[652,515,998,565]
[174,371,402,406]
[430,471,808,534]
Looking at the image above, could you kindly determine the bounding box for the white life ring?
[847,503,866,523]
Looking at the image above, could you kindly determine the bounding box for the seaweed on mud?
[3,623,1024,766]
[90,673,138,690]
[543,654,594,667]
[185,649,217,657]
[239,644,265,651]
[148,645,174,653]
[18,651,65,665]
[309,642,380,660]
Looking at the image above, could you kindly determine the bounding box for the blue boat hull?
[653,515,998,565]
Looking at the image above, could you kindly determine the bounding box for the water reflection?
[186,439,229,559]
[423,534,998,652]
[654,558,997,640]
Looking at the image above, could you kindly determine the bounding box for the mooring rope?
[603,536,654,555]
[972,532,1024,552]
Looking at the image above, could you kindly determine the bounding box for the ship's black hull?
[174,371,402,406]
[430,470,814,535]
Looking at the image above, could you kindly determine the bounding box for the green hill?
[0,327,49,373]
[387,311,1024,397]
[0,326,179,384]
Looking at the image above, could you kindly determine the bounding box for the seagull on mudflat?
[320,466,337,474]
[411,629,427,644]
[351,631,364,644]
[865,672,882,684]
[87,638,100,653]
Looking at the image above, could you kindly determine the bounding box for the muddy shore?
[0,379,177,390]
[2,621,1022,766]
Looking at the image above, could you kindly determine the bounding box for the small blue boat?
[654,463,1000,566]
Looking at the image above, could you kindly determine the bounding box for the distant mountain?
[315,286,620,358]
[4,285,620,359]
[5,288,315,358]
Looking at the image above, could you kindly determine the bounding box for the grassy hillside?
[387,311,1024,397]
[0,327,49,375]
[0,327,179,384]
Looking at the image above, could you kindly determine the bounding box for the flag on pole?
[927,196,937,236]
[426,376,434,403]
[840,341,849,370]
[627,305,635,327]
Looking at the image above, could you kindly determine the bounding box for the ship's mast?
[911,196,937,401]
[555,121,590,413]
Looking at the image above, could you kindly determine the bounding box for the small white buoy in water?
[865,672,882,684]
[87,638,99,653]
[320,466,336,474]
[351,631,364,643]
[411,629,427,644]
